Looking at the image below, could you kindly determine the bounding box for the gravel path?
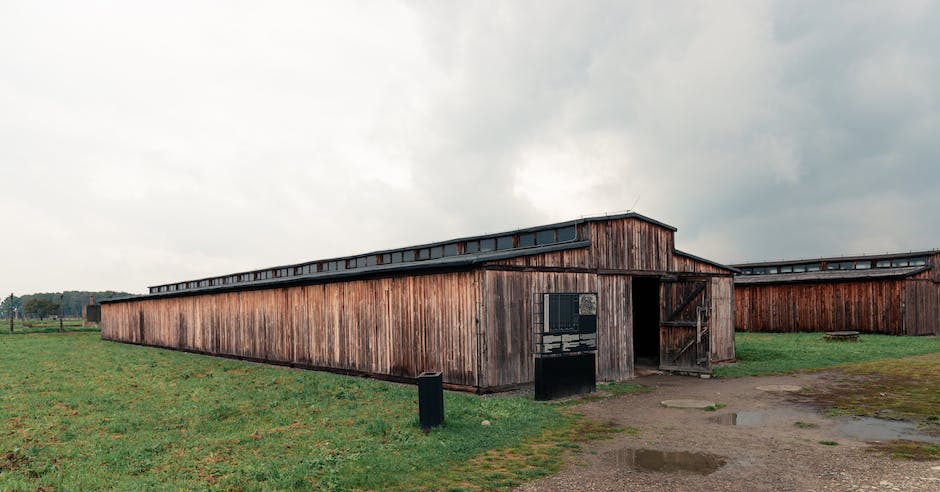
[517,373,940,491]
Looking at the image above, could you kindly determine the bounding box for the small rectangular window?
[443,243,458,256]
[403,250,415,262]
[854,261,871,270]
[417,248,430,260]
[779,266,793,273]
[742,268,753,275]
[356,257,367,268]
[366,256,377,267]
[392,251,404,263]
[480,238,495,252]
[891,259,909,267]
[430,246,444,259]
[876,259,891,268]
[792,265,806,273]
[496,236,514,250]
[840,262,854,270]
[519,233,535,247]
[767,266,778,274]
[536,230,555,245]
[556,226,577,242]
[335,261,345,271]
[465,241,479,253]
[381,254,391,264]
[806,263,821,272]
[910,257,927,266]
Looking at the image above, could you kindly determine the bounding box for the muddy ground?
[518,372,940,491]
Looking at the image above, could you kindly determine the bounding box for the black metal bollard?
[417,371,444,430]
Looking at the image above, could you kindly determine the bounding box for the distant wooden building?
[101,213,736,392]
[733,251,940,335]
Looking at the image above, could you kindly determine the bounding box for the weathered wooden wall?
[903,280,940,336]
[480,270,624,389]
[710,277,736,362]
[102,271,482,387]
[103,215,736,390]
[489,218,675,271]
[674,254,729,275]
[734,280,909,334]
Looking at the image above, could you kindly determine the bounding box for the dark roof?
[106,212,694,304]
[675,250,740,274]
[732,249,939,269]
[734,266,929,286]
[102,240,591,303]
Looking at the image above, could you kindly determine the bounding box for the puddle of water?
[608,448,726,475]
[710,411,766,427]
[839,417,940,443]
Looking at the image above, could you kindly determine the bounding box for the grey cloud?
[2,0,939,294]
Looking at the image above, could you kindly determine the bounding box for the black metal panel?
[536,293,598,355]
[84,305,101,323]
[535,353,596,400]
[417,371,444,429]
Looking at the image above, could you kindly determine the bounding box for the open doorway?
[632,277,660,370]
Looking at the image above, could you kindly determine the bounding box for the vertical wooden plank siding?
[674,255,728,275]
[101,271,482,387]
[597,275,633,380]
[709,277,735,362]
[101,215,736,390]
[903,280,940,336]
[733,280,907,334]
[481,270,612,388]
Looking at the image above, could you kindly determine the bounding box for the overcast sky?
[2,1,939,295]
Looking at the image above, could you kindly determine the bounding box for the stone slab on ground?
[756,384,802,392]
[660,399,716,409]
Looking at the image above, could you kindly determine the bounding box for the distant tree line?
[0,291,134,319]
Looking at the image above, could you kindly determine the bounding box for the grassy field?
[716,332,940,460]
[1,319,97,335]
[807,352,940,460]
[0,332,617,491]
[713,332,940,378]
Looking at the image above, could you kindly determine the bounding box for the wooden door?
[660,277,711,373]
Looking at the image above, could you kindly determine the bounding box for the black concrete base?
[534,353,596,401]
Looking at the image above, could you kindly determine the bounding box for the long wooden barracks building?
[733,250,940,335]
[101,213,736,392]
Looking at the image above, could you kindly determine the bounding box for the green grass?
[601,382,651,397]
[713,332,940,378]
[1,319,96,335]
[800,352,940,461]
[0,332,615,490]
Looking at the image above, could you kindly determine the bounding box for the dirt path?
[518,373,940,491]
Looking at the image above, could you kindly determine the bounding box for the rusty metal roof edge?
[733,265,930,285]
[104,240,592,304]
[731,249,940,268]
[674,249,740,273]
